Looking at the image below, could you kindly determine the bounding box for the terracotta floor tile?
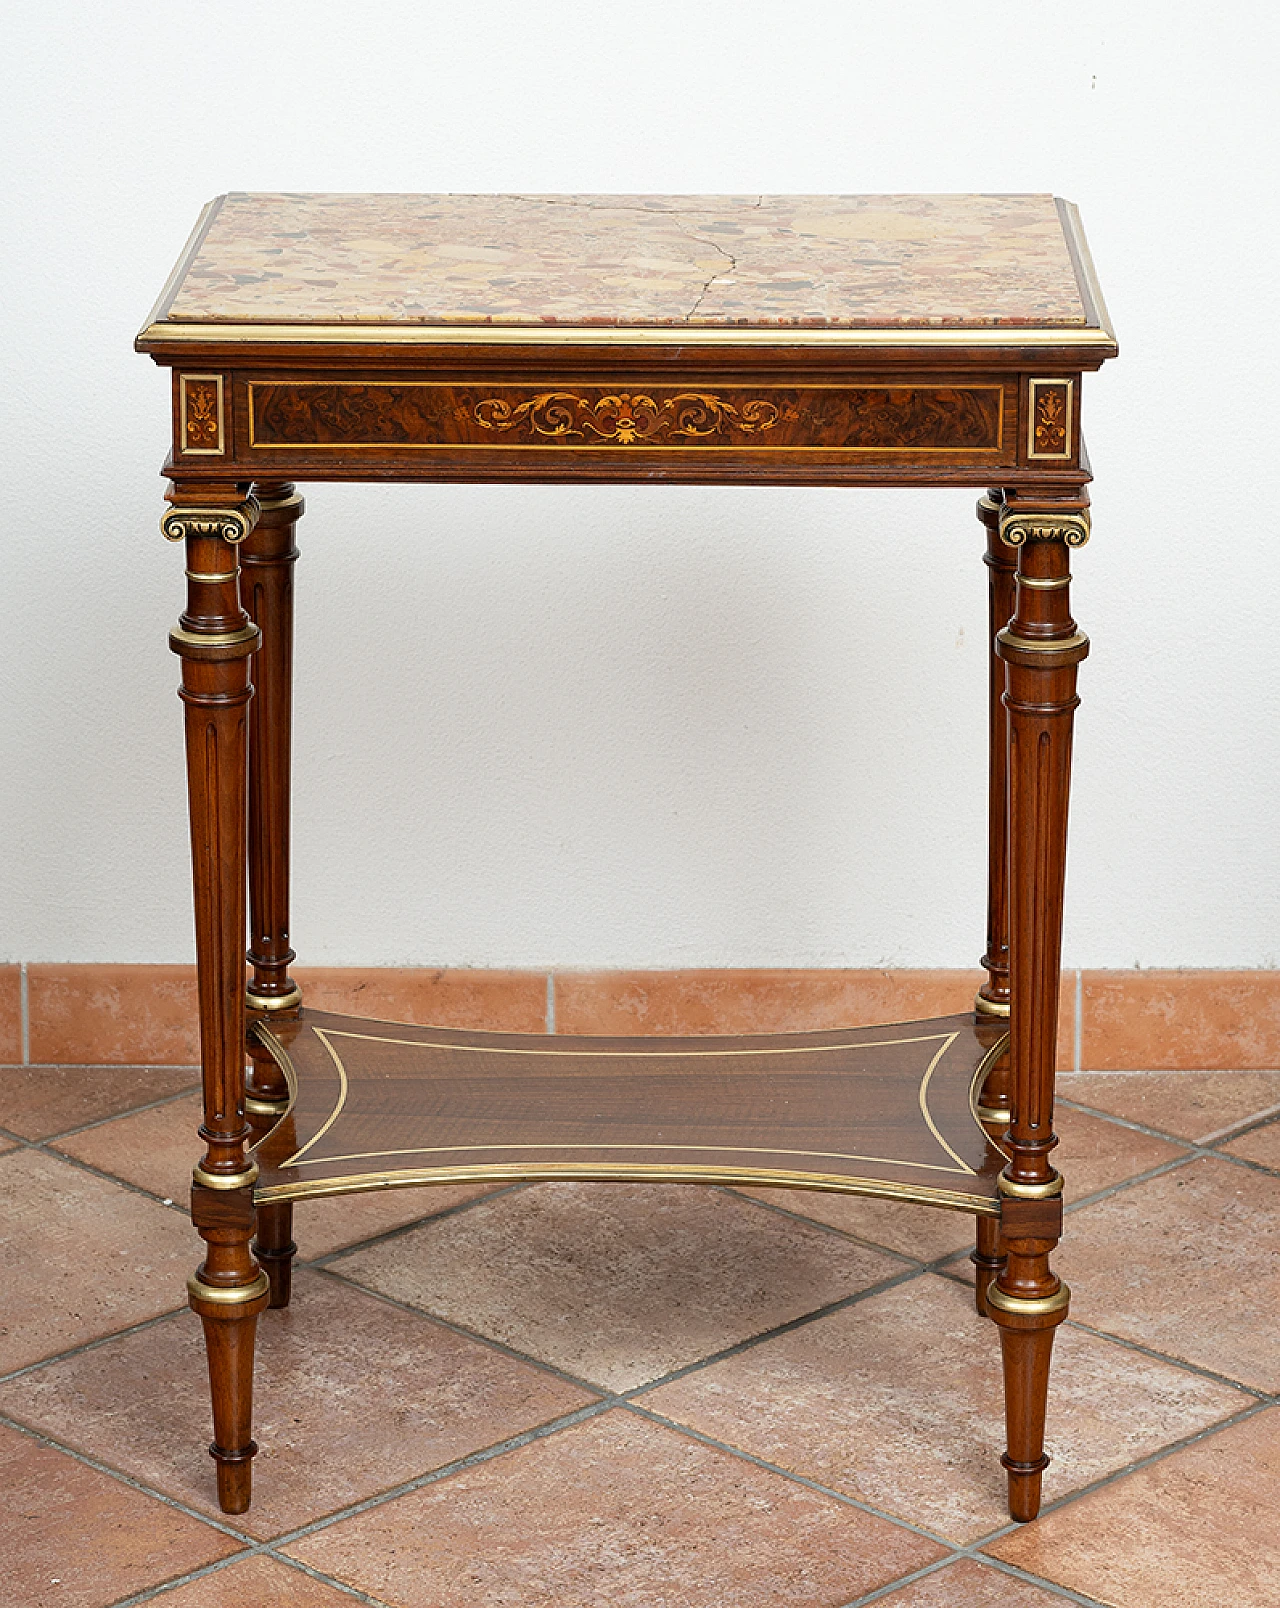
[988,1407,1280,1607]
[555,968,986,1036]
[28,964,201,1066]
[731,1188,976,1262]
[644,1273,1242,1542]
[286,1409,944,1608]
[0,966,20,1062]
[1220,1115,1280,1169]
[1060,1068,1280,1142]
[0,1064,196,1141]
[1080,969,1280,1070]
[296,966,548,1032]
[0,1269,593,1540]
[727,1105,1184,1271]
[868,1557,1076,1606]
[1054,1102,1190,1200]
[333,1181,902,1391]
[1057,1155,1280,1389]
[142,1554,362,1606]
[0,1421,240,1608]
[0,1149,193,1372]
[54,1090,495,1254]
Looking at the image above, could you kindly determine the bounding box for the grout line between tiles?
[0,1409,256,1544]
[303,1181,533,1269]
[546,970,556,1034]
[265,1400,614,1550]
[310,1262,613,1399]
[1060,1316,1276,1398]
[19,962,29,1065]
[37,1079,202,1145]
[969,1396,1273,1551]
[0,1304,189,1386]
[106,1546,399,1608]
[622,1400,960,1550]
[840,1552,1114,1608]
[24,1136,190,1214]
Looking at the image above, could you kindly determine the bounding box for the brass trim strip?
[245,1095,291,1117]
[185,569,240,584]
[254,1161,1002,1215]
[986,1280,1070,1318]
[169,624,260,649]
[975,1104,1013,1127]
[247,985,303,1012]
[187,1270,271,1306]
[998,1171,1063,1199]
[140,320,1117,352]
[973,993,1010,1018]
[997,629,1089,656]
[1017,574,1071,591]
[192,1160,260,1190]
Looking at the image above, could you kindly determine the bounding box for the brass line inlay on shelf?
[266,1025,998,1179]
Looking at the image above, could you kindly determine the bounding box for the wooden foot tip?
[1003,1454,1048,1522]
[212,1443,256,1514]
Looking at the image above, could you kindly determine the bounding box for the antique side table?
[136,193,1116,1521]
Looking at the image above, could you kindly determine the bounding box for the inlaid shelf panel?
[251,1009,1010,1214]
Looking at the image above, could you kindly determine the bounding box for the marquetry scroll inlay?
[1026,379,1073,461]
[180,373,225,455]
[473,391,791,444]
[247,381,1005,454]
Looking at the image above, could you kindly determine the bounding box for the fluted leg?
[988,493,1090,1522]
[972,489,1018,1312]
[164,484,269,1514]
[241,482,304,1306]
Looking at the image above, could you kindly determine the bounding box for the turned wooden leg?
[242,482,303,1307]
[164,484,269,1514]
[972,489,1017,1312]
[988,492,1090,1522]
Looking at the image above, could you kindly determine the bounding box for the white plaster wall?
[2,1,1277,968]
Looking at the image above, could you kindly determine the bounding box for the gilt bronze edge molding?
[254,1162,1004,1215]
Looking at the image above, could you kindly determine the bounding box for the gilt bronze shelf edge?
[253,1162,1002,1215]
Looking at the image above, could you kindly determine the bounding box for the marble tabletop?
[151,193,1093,333]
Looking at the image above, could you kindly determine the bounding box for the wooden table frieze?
[138,191,1116,1521]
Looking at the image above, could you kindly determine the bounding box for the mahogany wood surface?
[139,193,1115,1520]
[249,1008,1010,1212]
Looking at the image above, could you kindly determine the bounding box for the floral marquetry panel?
[148,193,1095,332]
[247,381,1008,455]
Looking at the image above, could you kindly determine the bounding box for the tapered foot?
[192,1267,269,1514]
[253,1203,297,1309]
[991,1282,1068,1522]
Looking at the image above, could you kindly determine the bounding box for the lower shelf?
[251,1007,1009,1215]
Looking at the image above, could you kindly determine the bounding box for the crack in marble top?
[162,192,1090,330]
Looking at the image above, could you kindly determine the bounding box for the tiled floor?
[2,1065,1278,1606]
